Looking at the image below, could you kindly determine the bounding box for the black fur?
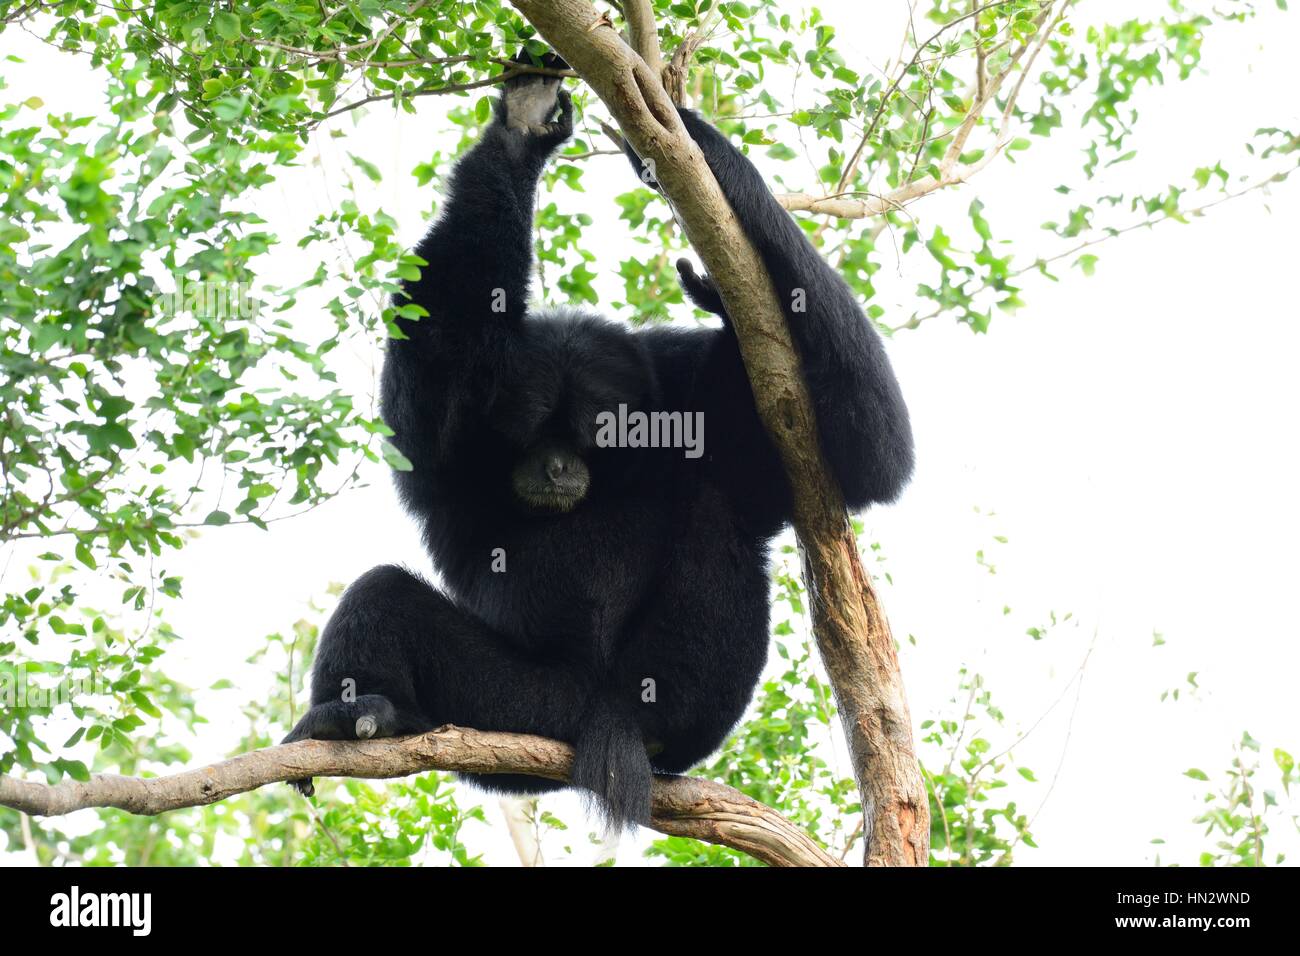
[284,61,914,828]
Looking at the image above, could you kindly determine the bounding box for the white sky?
[2,0,1298,866]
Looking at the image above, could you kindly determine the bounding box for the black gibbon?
[284,52,914,827]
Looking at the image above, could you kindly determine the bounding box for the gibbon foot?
[280,694,428,797]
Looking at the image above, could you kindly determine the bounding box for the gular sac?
[511,442,590,513]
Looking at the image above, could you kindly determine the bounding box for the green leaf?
[349,153,382,183]
[131,691,162,718]
[55,759,91,782]
[213,12,241,42]
[75,541,97,570]
[381,441,414,472]
[1276,748,1295,775]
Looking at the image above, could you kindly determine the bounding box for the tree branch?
[621,0,663,77]
[507,0,928,865]
[782,1,1062,221]
[660,8,720,104]
[890,159,1299,331]
[0,726,841,868]
[319,62,577,122]
[833,0,1046,199]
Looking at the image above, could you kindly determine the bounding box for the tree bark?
[506,0,929,865]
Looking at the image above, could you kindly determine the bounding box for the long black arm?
[381,72,572,485]
[635,109,916,511]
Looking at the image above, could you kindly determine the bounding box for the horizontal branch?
[775,186,933,219]
[0,725,842,868]
[320,64,577,122]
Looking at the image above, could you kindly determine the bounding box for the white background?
[2,0,1298,866]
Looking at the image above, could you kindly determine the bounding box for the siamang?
[283,52,914,827]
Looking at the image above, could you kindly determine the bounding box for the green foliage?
[2,599,486,866]
[1171,733,1299,867]
[922,668,1037,866]
[0,561,198,784]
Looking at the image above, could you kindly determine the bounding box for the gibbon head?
[487,311,660,514]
